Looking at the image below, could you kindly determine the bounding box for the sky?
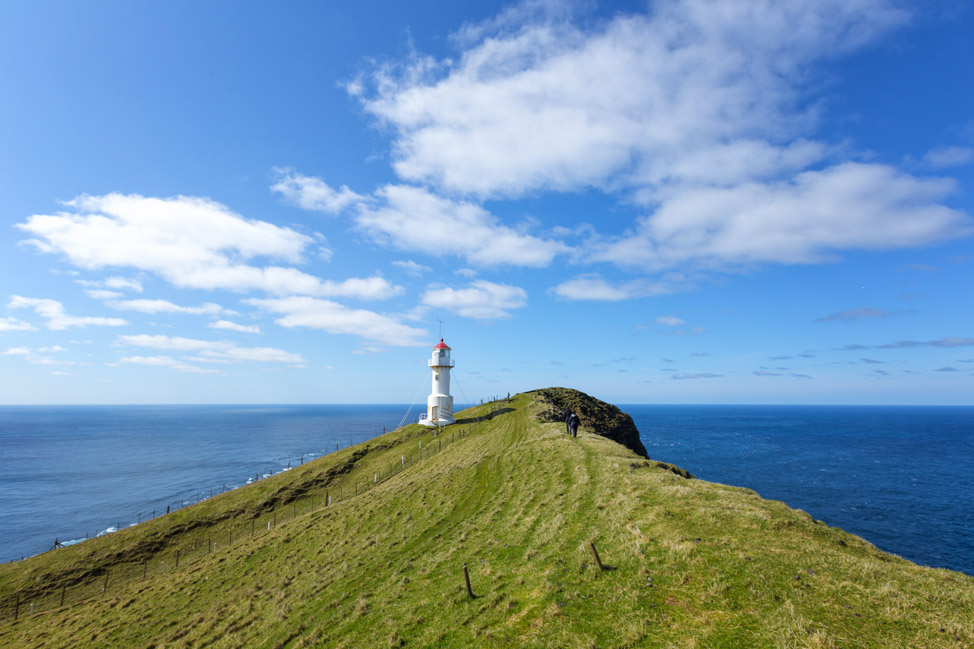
[1,0,972,405]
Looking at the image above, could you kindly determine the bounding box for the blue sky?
[1,0,972,405]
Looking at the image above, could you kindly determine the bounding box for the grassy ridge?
[1,390,972,648]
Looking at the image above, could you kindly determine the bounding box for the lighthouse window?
[434,373,439,380]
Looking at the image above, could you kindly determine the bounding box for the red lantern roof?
[433,338,451,350]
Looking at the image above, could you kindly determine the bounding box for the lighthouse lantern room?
[420,339,455,427]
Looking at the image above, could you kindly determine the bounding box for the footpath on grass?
[1,389,972,649]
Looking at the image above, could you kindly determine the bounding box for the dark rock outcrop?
[533,387,649,459]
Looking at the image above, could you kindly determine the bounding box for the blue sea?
[1,404,971,576]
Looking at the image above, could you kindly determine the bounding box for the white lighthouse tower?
[420,339,455,427]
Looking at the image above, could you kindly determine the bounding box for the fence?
[0,412,499,624]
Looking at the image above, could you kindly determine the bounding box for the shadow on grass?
[455,408,515,426]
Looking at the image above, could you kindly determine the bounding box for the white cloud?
[104,276,143,292]
[119,355,219,374]
[8,296,128,330]
[593,163,971,272]
[421,280,527,319]
[924,146,974,169]
[116,334,305,364]
[657,315,685,326]
[3,345,70,365]
[246,296,428,347]
[208,320,261,334]
[550,274,677,301]
[391,259,431,276]
[350,1,970,286]
[355,0,907,197]
[85,289,122,300]
[17,193,400,299]
[0,317,36,332]
[108,299,225,315]
[355,185,567,267]
[271,168,365,213]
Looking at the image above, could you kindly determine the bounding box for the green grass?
[1,389,972,648]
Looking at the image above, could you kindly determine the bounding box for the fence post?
[167,505,170,515]
[60,585,66,607]
[103,570,110,592]
[590,542,606,571]
[228,531,232,546]
[462,563,474,598]
[142,559,147,579]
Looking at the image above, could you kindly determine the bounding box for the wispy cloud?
[208,320,261,334]
[814,307,912,323]
[0,316,36,332]
[924,146,974,169]
[656,315,685,326]
[120,355,219,374]
[116,334,305,364]
[8,296,127,330]
[107,299,226,315]
[877,337,974,349]
[672,372,722,380]
[391,260,431,276]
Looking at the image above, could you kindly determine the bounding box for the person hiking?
[568,412,580,438]
[564,407,572,434]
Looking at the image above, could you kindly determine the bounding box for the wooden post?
[14,596,19,621]
[60,585,66,607]
[138,512,142,524]
[103,570,110,592]
[142,559,147,579]
[228,531,232,546]
[292,504,296,519]
[462,563,474,598]
[167,505,170,514]
[590,542,606,571]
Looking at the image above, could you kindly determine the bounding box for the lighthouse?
[420,339,455,427]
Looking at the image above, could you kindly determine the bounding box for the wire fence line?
[0,406,507,625]
[5,427,403,566]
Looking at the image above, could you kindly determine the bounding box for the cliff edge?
[533,386,650,458]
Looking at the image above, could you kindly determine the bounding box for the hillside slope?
[1,390,972,648]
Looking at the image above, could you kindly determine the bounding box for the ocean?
[1,404,971,575]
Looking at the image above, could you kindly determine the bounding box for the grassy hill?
[1,389,972,648]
